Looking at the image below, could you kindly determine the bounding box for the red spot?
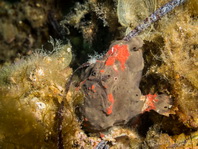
[91,85,96,92]
[106,105,113,115]
[88,85,97,92]
[84,118,88,121]
[100,133,105,138]
[105,44,130,71]
[100,69,105,73]
[106,94,115,115]
[144,94,159,112]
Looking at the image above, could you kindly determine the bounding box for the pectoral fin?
[141,94,173,116]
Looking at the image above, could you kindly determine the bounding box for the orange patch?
[106,105,113,115]
[100,69,105,73]
[91,85,96,92]
[105,44,130,71]
[106,94,115,115]
[144,94,159,112]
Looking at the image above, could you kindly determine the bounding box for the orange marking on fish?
[105,44,130,71]
[106,94,115,115]
[100,69,105,73]
[91,85,96,92]
[106,105,113,115]
[144,94,159,112]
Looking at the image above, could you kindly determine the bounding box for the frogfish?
[78,37,172,132]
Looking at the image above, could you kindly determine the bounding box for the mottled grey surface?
[79,37,145,132]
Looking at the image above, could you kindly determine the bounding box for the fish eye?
[132,47,137,51]
[91,71,96,76]
[114,77,118,81]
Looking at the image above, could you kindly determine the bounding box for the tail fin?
[141,94,173,116]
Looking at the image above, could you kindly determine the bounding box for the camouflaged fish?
[54,0,186,148]
[77,0,186,133]
[78,37,172,132]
